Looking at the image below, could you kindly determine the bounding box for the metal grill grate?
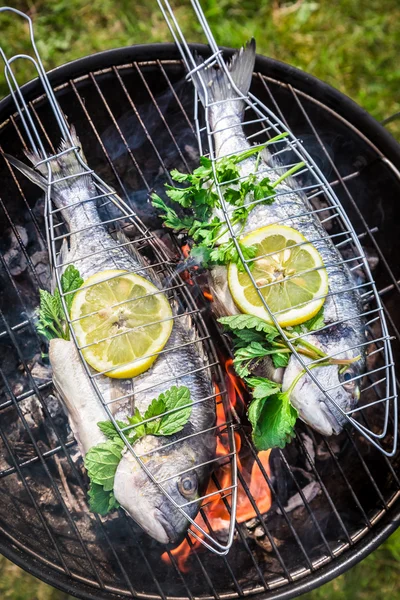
[0,8,399,600]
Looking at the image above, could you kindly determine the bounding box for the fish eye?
[341,370,356,392]
[178,474,198,499]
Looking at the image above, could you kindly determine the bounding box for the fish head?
[113,433,213,544]
[283,324,364,436]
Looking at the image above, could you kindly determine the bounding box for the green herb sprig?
[85,386,192,515]
[36,265,83,341]
[152,134,305,269]
[219,312,360,450]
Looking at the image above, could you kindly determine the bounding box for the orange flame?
[162,360,272,572]
[181,243,191,259]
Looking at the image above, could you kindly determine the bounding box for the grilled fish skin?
[9,135,216,544]
[192,40,366,436]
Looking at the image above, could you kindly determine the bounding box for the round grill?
[0,44,399,599]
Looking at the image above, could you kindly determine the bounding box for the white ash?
[276,481,321,514]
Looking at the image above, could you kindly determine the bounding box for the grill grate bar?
[216,461,290,588]
[293,432,352,544]
[277,448,338,554]
[111,65,175,186]
[0,308,106,589]
[0,409,72,576]
[89,71,149,187]
[134,61,191,173]
[0,439,77,480]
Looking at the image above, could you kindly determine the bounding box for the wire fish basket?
[157,0,398,456]
[0,6,239,555]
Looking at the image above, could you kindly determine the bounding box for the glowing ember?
[162,360,272,572]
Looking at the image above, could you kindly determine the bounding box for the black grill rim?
[0,42,399,600]
[0,42,399,170]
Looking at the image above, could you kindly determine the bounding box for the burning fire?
[162,360,272,572]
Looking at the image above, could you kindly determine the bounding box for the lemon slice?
[228,225,329,327]
[70,269,173,379]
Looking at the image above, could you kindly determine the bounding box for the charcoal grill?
[0,17,399,600]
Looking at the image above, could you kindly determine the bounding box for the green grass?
[0,0,399,138]
[0,528,399,599]
[0,1,399,598]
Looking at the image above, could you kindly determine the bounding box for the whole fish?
[192,40,366,436]
[9,134,216,544]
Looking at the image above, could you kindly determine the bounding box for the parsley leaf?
[151,193,194,231]
[152,143,304,270]
[248,390,298,450]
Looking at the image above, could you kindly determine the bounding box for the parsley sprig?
[85,386,192,515]
[36,265,83,341]
[219,313,360,450]
[152,134,305,269]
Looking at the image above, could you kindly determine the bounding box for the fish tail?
[192,39,256,108]
[5,126,93,207]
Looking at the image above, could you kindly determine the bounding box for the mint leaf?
[84,438,124,491]
[153,386,192,436]
[127,408,146,439]
[233,341,278,377]
[97,421,119,440]
[36,265,83,341]
[37,288,65,340]
[303,307,325,332]
[218,314,279,341]
[88,482,120,515]
[61,265,84,313]
[144,397,167,435]
[248,391,298,450]
[272,351,291,368]
[96,420,128,440]
[39,289,63,326]
[245,376,281,399]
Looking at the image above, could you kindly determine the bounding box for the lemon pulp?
[228,224,329,327]
[70,269,173,378]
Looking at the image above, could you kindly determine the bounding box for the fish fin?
[5,153,48,191]
[192,39,256,107]
[6,125,93,204]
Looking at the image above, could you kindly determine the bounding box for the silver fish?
[192,40,366,436]
[9,134,216,544]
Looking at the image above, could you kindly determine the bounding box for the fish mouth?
[153,508,181,544]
